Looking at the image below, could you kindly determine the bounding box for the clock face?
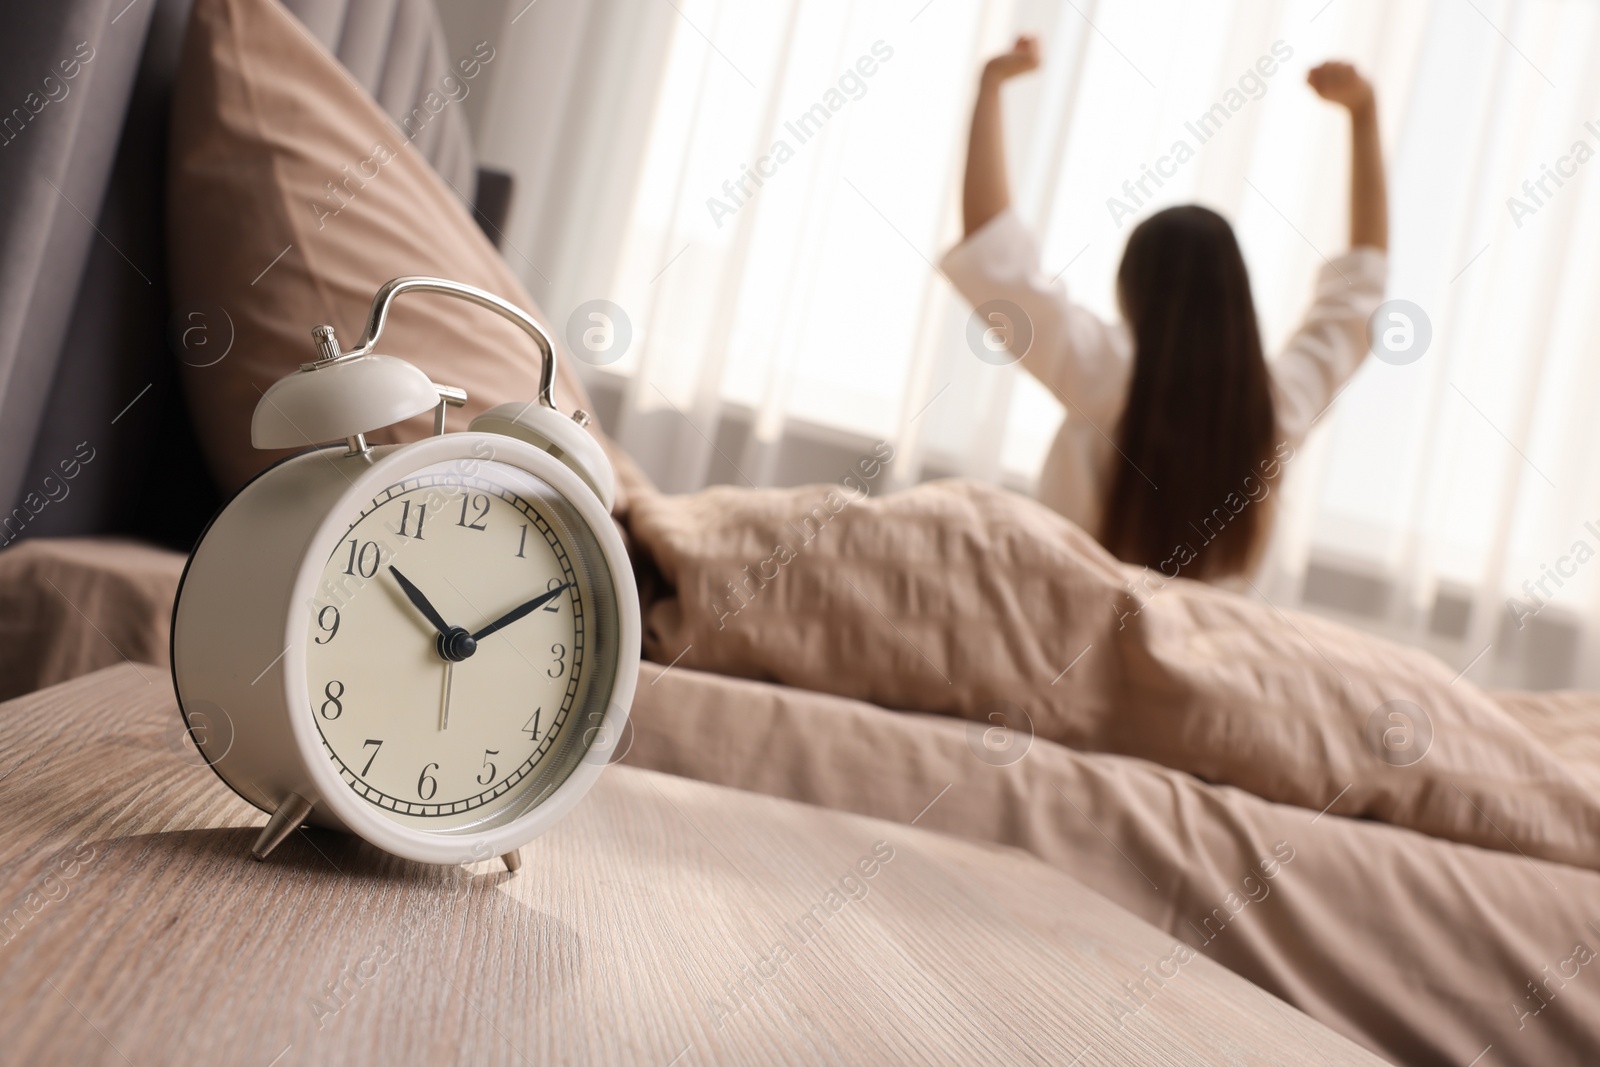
[303,458,621,833]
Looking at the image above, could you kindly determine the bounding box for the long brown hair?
[1100,205,1277,581]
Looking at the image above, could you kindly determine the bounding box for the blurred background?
[436,0,1599,691]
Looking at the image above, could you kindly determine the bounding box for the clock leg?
[501,848,522,873]
[252,793,315,860]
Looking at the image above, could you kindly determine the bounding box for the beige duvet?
[628,478,1600,873]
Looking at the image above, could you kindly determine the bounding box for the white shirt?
[940,208,1388,538]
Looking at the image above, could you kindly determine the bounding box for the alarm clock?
[171,277,639,872]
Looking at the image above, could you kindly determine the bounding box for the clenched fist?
[1307,60,1375,114]
[982,35,1042,87]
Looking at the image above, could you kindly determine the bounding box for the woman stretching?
[942,37,1388,581]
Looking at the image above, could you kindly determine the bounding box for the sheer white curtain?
[476,0,1600,688]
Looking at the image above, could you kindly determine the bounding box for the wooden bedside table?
[0,665,1387,1065]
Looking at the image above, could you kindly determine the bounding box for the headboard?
[0,0,508,552]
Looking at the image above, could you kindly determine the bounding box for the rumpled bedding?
[0,538,184,702]
[627,477,1600,872]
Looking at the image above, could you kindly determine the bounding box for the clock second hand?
[440,661,454,731]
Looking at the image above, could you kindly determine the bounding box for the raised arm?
[1271,63,1390,446]
[1308,61,1387,252]
[961,36,1041,238]
[944,34,1131,424]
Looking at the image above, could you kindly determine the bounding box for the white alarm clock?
[171,277,639,873]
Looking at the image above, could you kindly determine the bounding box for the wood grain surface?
[0,665,1388,1066]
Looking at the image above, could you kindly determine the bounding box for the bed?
[4,3,1599,1066]
[10,511,1600,1065]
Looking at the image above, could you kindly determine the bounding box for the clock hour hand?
[388,566,451,637]
[471,584,571,642]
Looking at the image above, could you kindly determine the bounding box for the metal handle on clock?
[343,276,562,412]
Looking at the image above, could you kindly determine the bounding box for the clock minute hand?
[471,584,571,642]
[388,566,451,638]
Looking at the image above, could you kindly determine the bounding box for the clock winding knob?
[312,324,342,362]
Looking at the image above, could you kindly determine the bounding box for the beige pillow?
[167,0,622,505]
